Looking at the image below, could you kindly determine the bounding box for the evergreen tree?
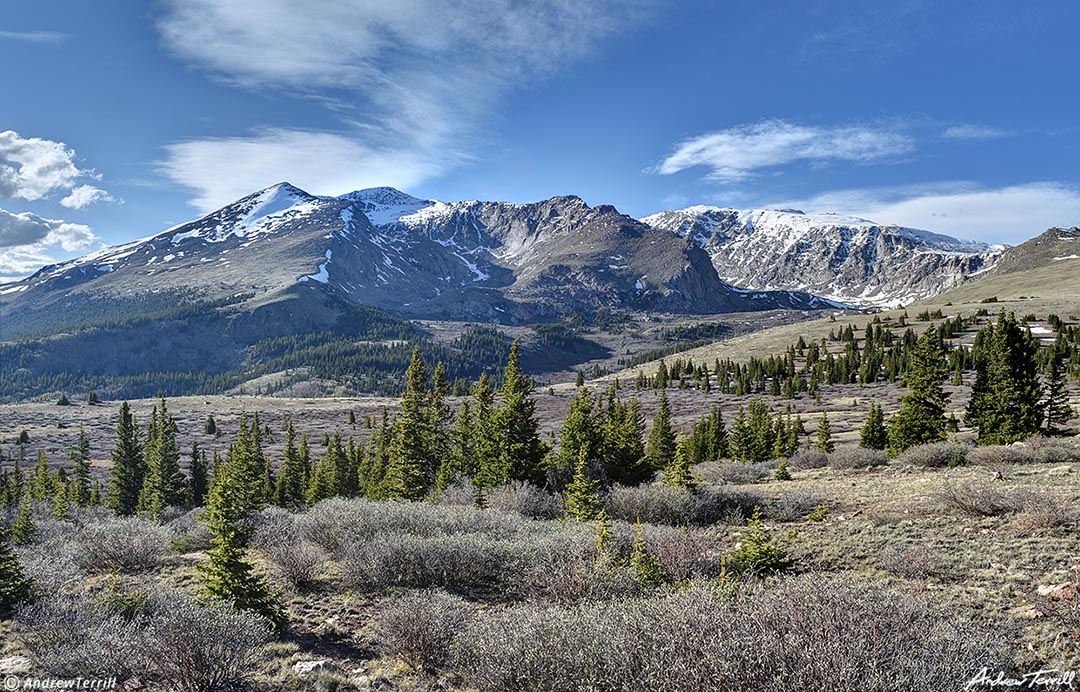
[966,312,1044,444]
[106,401,145,516]
[11,498,35,545]
[661,435,697,490]
[0,529,33,615]
[436,400,474,493]
[493,341,547,485]
[197,442,286,632]
[859,402,888,450]
[28,451,56,502]
[68,425,92,507]
[274,422,306,508]
[1045,346,1075,434]
[52,484,71,520]
[887,326,950,456]
[383,348,436,500]
[603,397,650,485]
[138,399,186,518]
[813,413,834,453]
[563,452,602,521]
[705,406,728,460]
[188,439,209,507]
[644,391,676,471]
[557,387,601,471]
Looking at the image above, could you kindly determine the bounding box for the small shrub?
[375,589,472,673]
[73,516,170,571]
[698,461,774,484]
[897,442,970,468]
[937,481,1031,517]
[604,484,754,526]
[805,504,828,522]
[340,533,515,593]
[879,543,948,581]
[166,508,214,553]
[486,481,562,520]
[768,491,828,523]
[789,449,828,471]
[142,590,274,692]
[966,445,1033,466]
[264,540,327,591]
[829,446,887,470]
[1013,494,1076,535]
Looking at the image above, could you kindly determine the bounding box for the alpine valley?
[0,183,1016,399]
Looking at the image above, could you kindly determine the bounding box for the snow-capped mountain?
[0,184,839,340]
[640,206,1005,307]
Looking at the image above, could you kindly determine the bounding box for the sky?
[1,0,1079,281]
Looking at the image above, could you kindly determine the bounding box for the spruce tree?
[0,529,33,615]
[859,402,888,450]
[557,387,601,471]
[383,348,436,500]
[138,400,186,518]
[436,400,474,493]
[197,445,286,632]
[28,451,56,502]
[69,425,92,507]
[274,422,305,508]
[603,397,649,486]
[966,312,1044,444]
[106,401,145,516]
[813,413,834,453]
[11,498,35,545]
[492,341,547,485]
[661,435,697,490]
[563,452,602,521]
[188,439,209,506]
[1044,346,1075,434]
[887,326,950,456]
[644,391,676,472]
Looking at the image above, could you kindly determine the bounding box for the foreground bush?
[604,484,754,526]
[829,446,888,470]
[897,442,970,468]
[375,589,472,673]
[452,575,1010,691]
[17,588,273,691]
[73,516,171,571]
[938,481,1032,517]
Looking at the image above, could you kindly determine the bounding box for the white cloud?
[773,182,1080,245]
[0,130,112,205]
[941,125,1011,141]
[156,0,653,210]
[654,120,914,181]
[0,30,66,43]
[60,184,114,209]
[0,207,99,281]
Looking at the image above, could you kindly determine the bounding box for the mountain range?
[0,182,1033,399]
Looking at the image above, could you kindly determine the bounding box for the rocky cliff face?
[641,206,1005,307]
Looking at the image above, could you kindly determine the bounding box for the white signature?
[966,667,1077,689]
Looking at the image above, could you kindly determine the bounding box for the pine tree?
[52,484,71,520]
[774,458,792,481]
[68,425,92,507]
[563,452,602,521]
[106,401,145,516]
[644,391,676,471]
[383,348,436,500]
[859,403,888,450]
[274,422,306,508]
[813,413,834,453]
[436,400,474,493]
[603,397,649,485]
[188,440,209,506]
[1045,346,1075,434]
[0,529,33,615]
[138,400,186,518]
[661,435,697,489]
[966,313,1044,444]
[197,447,286,632]
[28,451,56,502]
[493,341,547,485]
[705,406,728,460]
[628,520,666,585]
[887,326,950,456]
[557,387,601,471]
[11,498,35,545]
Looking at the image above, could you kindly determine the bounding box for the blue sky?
[1,0,1078,280]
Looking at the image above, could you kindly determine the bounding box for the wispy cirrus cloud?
[0,130,112,208]
[941,124,1012,141]
[772,181,1080,245]
[653,119,915,182]
[156,0,655,212]
[0,30,67,44]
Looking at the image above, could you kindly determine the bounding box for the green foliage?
[137,398,186,518]
[1045,345,1076,433]
[887,326,950,456]
[68,425,92,507]
[563,453,602,521]
[813,413,834,453]
[806,504,828,522]
[106,401,145,516]
[644,391,676,471]
[11,498,36,545]
[188,440,209,506]
[729,507,795,575]
[628,520,667,586]
[859,403,888,450]
[0,529,33,614]
[966,312,1044,445]
[774,459,792,481]
[661,436,697,490]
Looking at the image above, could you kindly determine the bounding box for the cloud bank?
[654,119,914,182]
[156,0,653,212]
[0,208,98,282]
[0,130,111,208]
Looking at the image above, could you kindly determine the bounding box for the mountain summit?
[641,206,1004,307]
